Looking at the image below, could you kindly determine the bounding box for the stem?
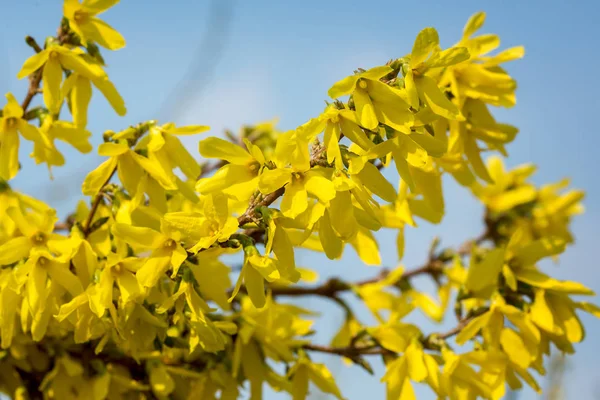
[302,344,391,357]
[237,187,285,226]
[303,308,489,357]
[268,257,444,299]
[82,167,117,237]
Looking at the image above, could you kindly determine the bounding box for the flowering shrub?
[0,2,597,399]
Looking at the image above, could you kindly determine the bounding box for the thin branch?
[303,308,489,358]
[268,258,443,299]
[82,168,117,237]
[54,222,70,231]
[21,68,43,112]
[197,160,226,179]
[302,344,391,357]
[237,187,285,226]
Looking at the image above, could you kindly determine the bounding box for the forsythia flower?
[403,27,469,120]
[0,207,69,266]
[0,94,54,180]
[111,222,188,288]
[229,246,281,308]
[328,65,414,132]
[146,122,210,181]
[82,140,177,212]
[60,68,126,128]
[63,0,126,50]
[163,194,239,253]
[197,137,265,201]
[15,249,83,317]
[17,46,108,114]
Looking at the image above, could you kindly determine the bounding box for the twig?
[237,187,285,226]
[197,160,226,179]
[268,257,444,299]
[21,66,43,112]
[54,222,70,231]
[82,168,117,237]
[303,308,489,358]
[302,344,391,357]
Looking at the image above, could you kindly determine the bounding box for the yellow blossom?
[63,0,126,50]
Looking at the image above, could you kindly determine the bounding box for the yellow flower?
[328,65,414,132]
[0,93,55,180]
[456,296,541,370]
[442,12,524,108]
[60,70,126,128]
[263,210,301,283]
[145,122,209,181]
[43,115,93,154]
[17,46,108,114]
[63,0,126,50]
[403,27,470,120]
[14,249,83,317]
[288,357,344,400]
[381,340,433,400]
[0,207,70,266]
[155,279,228,353]
[229,247,281,309]
[82,140,177,213]
[291,107,378,171]
[0,271,21,348]
[439,349,493,399]
[89,253,144,316]
[259,165,336,219]
[111,222,188,289]
[185,249,232,311]
[28,116,95,175]
[162,194,239,253]
[197,137,265,202]
[471,156,537,212]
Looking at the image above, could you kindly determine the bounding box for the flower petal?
[17,50,50,79]
[199,137,253,165]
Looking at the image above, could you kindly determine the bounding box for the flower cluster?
[0,4,596,400]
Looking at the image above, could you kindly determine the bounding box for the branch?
[302,308,489,358]
[82,168,116,237]
[302,343,391,357]
[21,36,43,112]
[54,221,70,231]
[237,187,285,226]
[197,160,226,179]
[268,257,444,299]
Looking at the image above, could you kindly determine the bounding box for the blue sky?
[2,1,600,399]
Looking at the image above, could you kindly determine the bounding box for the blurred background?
[2,1,600,398]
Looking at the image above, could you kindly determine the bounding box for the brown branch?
[82,168,117,237]
[436,319,470,341]
[237,187,285,226]
[197,160,226,179]
[54,222,70,231]
[303,308,489,358]
[422,307,489,347]
[229,230,490,302]
[302,343,391,357]
[21,37,44,112]
[268,258,444,299]
[280,233,492,358]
